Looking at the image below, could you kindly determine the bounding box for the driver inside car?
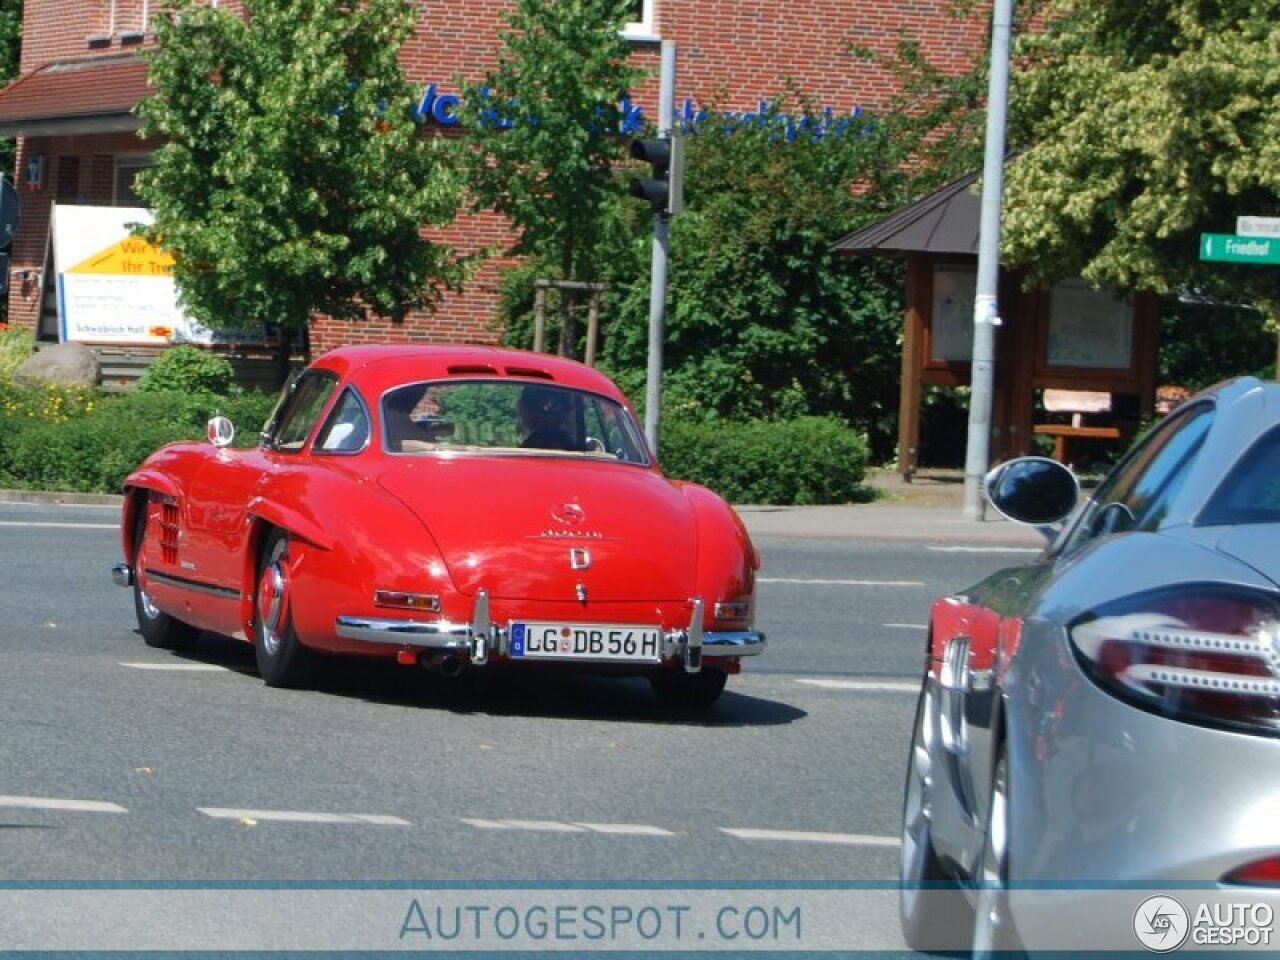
[518,385,578,451]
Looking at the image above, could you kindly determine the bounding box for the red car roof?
[310,344,631,403]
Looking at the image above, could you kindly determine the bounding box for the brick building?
[0,0,984,356]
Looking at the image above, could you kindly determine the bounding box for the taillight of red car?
[1069,587,1280,734]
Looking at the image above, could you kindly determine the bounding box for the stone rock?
[14,342,102,388]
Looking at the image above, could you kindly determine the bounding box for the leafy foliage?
[1003,0,1280,310]
[0,386,276,493]
[0,327,33,379]
[136,345,234,395]
[1159,299,1273,389]
[0,0,19,176]
[659,416,872,505]
[454,0,643,282]
[136,0,467,333]
[596,107,911,458]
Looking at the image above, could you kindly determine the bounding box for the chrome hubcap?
[257,557,287,657]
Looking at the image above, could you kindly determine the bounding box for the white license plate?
[509,622,662,662]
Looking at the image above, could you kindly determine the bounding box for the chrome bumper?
[334,591,766,673]
[111,563,134,588]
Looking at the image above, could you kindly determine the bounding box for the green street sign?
[1200,233,1280,264]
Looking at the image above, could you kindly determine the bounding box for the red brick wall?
[6,0,986,348]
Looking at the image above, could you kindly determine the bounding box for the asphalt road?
[0,496,1037,941]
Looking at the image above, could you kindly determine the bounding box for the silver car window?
[1058,400,1214,552]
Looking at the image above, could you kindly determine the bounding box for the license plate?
[509,622,662,662]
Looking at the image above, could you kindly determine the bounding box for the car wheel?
[650,666,727,708]
[900,681,972,952]
[253,529,316,688]
[972,748,1024,959]
[133,498,199,651]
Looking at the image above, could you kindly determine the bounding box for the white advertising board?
[52,205,258,345]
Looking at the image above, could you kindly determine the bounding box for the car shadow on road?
[161,632,805,728]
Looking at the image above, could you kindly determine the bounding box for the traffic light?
[628,135,684,216]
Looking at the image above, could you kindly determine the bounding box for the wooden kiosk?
[836,174,1158,478]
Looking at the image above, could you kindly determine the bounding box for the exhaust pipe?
[424,654,464,679]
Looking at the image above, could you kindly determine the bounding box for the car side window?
[1058,401,1214,553]
[314,388,371,454]
[270,372,339,453]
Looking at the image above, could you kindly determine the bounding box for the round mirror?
[984,456,1079,526]
[207,415,236,448]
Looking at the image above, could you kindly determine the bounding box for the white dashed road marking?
[883,623,927,630]
[462,818,675,837]
[758,577,923,587]
[0,795,127,814]
[719,827,900,847]
[0,521,116,529]
[929,545,1039,554]
[795,678,919,693]
[198,808,410,825]
[120,662,229,672]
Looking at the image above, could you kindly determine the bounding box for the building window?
[623,0,656,39]
[114,156,153,206]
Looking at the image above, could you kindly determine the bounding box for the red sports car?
[111,345,765,707]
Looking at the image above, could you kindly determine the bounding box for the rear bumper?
[334,591,765,672]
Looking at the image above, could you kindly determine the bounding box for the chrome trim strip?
[334,616,473,652]
[111,563,134,588]
[144,569,241,602]
[701,630,767,657]
[471,589,490,665]
[684,599,704,673]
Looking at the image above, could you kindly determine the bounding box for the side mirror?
[984,456,1079,526]
[207,415,236,449]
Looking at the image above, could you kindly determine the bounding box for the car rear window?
[381,380,649,464]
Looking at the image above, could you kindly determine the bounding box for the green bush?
[0,328,34,380]
[0,386,277,493]
[658,416,873,505]
[137,345,235,395]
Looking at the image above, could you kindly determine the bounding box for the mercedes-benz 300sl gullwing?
[112,345,764,707]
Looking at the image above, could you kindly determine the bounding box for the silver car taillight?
[1069,589,1280,734]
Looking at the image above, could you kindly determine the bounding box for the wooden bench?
[1033,389,1123,464]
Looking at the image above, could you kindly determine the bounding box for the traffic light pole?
[643,40,676,453]
[962,0,1013,520]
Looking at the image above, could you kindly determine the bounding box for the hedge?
[659,416,872,505]
[0,380,871,504]
[0,385,277,493]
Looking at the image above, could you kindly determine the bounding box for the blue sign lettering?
[414,84,862,142]
[416,83,461,126]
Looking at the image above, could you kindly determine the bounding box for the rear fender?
[681,482,760,626]
[240,500,336,641]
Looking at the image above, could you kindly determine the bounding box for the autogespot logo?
[1134,896,1191,952]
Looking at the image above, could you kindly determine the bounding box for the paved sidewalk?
[737,469,1045,546]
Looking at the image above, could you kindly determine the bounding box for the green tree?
[136,0,466,335]
[1003,0,1280,311]
[598,102,911,457]
[0,0,20,176]
[454,0,643,288]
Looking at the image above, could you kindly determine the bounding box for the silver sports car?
[901,376,1280,956]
